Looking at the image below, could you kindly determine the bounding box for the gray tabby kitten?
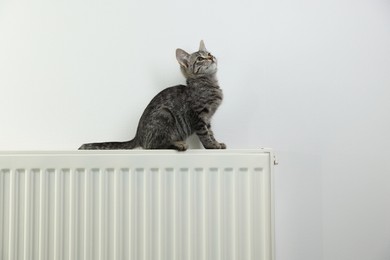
[79,41,225,151]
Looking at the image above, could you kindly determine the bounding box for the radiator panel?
[0,150,274,260]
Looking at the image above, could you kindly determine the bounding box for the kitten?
[79,40,226,151]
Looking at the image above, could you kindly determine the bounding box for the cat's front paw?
[218,143,227,149]
[209,142,226,149]
[203,142,226,149]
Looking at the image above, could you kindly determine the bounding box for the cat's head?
[176,40,217,79]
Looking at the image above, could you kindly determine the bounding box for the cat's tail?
[78,137,139,150]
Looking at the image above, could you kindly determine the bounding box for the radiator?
[0,149,275,260]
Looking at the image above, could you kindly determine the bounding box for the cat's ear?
[176,49,190,68]
[199,40,207,52]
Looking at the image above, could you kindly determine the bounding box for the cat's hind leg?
[142,133,188,151]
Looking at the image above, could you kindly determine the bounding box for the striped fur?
[79,41,225,151]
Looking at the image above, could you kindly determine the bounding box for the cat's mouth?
[208,62,217,71]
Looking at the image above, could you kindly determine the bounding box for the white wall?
[1,0,390,259]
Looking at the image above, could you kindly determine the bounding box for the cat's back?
[140,84,190,118]
[157,84,187,99]
[147,84,188,107]
[137,84,191,136]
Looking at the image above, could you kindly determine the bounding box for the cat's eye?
[197,57,205,61]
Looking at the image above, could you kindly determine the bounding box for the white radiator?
[0,149,275,260]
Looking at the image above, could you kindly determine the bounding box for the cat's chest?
[205,91,222,113]
[190,88,222,118]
